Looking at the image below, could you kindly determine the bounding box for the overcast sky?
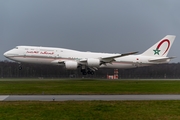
[1,0,180,62]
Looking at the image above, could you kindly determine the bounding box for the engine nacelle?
[87,58,100,67]
[64,61,78,70]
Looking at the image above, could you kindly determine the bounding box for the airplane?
[4,35,176,75]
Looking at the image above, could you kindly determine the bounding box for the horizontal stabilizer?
[149,57,176,62]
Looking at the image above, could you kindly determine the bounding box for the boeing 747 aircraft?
[4,35,176,75]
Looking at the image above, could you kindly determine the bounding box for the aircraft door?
[54,50,59,59]
[22,48,28,58]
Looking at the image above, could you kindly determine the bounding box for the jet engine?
[64,61,78,70]
[87,58,100,67]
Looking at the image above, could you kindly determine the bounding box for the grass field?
[1,78,180,120]
[0,78,180,94]
[1,101,180,120]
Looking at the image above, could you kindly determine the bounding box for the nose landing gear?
[18,65,22,70]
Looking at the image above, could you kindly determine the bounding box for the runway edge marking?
[0,95,9,101]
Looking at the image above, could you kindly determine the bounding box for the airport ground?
[1,100,180,120]
[1,78,180,120]
[1,78,180,94]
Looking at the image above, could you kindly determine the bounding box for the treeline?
[0,61,180,79]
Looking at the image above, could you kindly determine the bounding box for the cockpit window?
[15,47,18,49]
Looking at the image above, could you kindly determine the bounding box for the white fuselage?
[4,46,168,69]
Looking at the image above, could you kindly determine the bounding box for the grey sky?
[1,0,180,62]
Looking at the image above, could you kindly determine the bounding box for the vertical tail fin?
[141,35,176,57]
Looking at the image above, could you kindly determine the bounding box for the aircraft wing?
[148,57,176,62]
[79,51,138,65]
[51,59,65,65]
[52,51,138,66]
[100,51,138,63]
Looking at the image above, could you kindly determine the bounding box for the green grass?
[1,79,180,94]
[1,101,180,120]
[1,79,180,120]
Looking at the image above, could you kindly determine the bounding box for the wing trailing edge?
[101,51,138,63]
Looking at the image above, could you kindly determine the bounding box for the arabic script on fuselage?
[26,51,54,55]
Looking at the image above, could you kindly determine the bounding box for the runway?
[1,95,180,101]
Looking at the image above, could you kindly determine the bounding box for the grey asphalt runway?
[1,95,180,101]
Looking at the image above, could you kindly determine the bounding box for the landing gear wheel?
[81,68,95,75]
[18,65,22,70]
[87,71,94,75]
[81,69,87,75]
[82,72,87,75]
[90,71,94,75]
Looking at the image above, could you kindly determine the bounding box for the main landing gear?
[81,69,95,75]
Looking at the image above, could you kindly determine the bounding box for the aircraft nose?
[4,51,8,57]
[4,51,11,58]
